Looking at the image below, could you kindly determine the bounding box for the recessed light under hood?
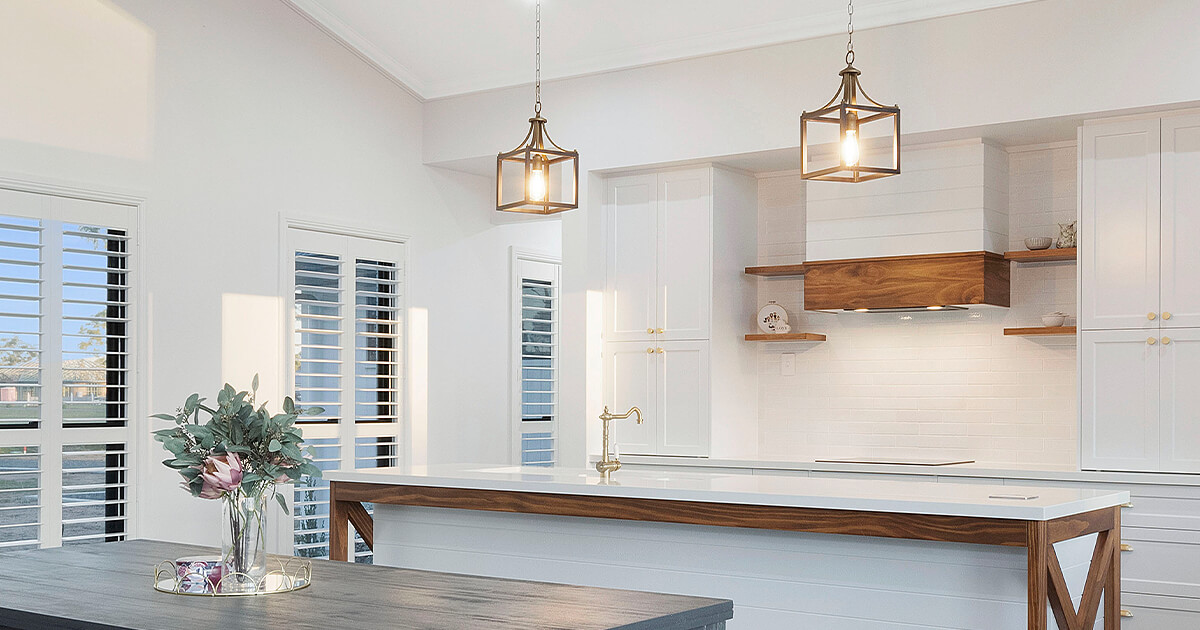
[803,251,1010,312]
[845,305,969,313]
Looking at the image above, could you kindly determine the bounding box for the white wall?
[422,0,1200,465]
[755,144,1078,467]
[0,0,559,547]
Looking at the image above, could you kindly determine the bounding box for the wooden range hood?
[803,251,1010,311]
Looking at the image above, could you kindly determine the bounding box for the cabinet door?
[656,340,710,457]
[1081,330,1161,471]
[1160,328,1200,473]
[656,169,712,341]
[1161,115,1200,329]
[605,175,659,342]
[603,342,657,455]
[1081,119,1161,330]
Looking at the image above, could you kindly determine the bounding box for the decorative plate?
[757,302,789,333]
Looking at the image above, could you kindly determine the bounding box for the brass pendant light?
[800,0,900,182]
[496,0,579,214]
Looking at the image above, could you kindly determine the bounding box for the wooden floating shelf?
[1003,326,1077,336]
[745,333,827,342]
[745,263,808,277]
[1004,247,1077,262]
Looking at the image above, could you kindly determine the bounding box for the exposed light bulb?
[841,129,860,166]
[528,167,547,202]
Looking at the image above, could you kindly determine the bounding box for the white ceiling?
[282,0,1039,101]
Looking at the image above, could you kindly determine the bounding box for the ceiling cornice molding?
[286,0,1038,101]
[280,0,428,101]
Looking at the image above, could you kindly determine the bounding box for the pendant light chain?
[534,0,542,115]
[845,0,855,65]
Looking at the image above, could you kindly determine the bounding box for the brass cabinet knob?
[1148,337,1158,345]
[1163,336,1172,345]
[647,328,655,335]
[656,328,664,334]
[646,347,654,354]
[1121,501,1133,508]
[656,347,664,354]
[1120,609,1133,618]
[1120,543,1133,552]
[1163,311,1173,320]
[1148,312,1158,320]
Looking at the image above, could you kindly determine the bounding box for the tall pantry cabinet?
[1081,113,1200,472]
[603,165,758,457]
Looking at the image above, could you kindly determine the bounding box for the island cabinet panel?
[372,504,1101,630]
[1080,117,1161,331]
[1159,114,1200,329]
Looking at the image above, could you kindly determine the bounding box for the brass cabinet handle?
[647,328,655,335]
[1121,501,1133,508]
[1163,311,1173,320]
[1120,543,1133,552]
[1148,312,1158,320]
[656,328,664,334]
[1148,337,1158,345]
[646,347,654,354]
[1120,609,1133,618]
[1163,336,1172,345]
[656,347,664,354]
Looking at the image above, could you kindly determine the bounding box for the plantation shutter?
[288,227,405,563]
[0,189,136,550]
[513,255,559,467]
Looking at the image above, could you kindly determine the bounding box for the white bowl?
[1025,237,1053,250]
[1041,314,1066,327]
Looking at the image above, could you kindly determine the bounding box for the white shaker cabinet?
[602,342,657,455]
[1160,115,1200,329]
[1081,330,1160,472]
[1081,113,1200,473]
[605,174,659,342]
[1080,118,1160,331]
[602,165,757,457]
[656,340,710,457]
[1160,328,1200,472]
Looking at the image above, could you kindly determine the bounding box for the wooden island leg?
[329,481,350,562]
[1105,508,1121,629]
[1028,521,1049,630]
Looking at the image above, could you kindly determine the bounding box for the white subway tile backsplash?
[754,143,1079,467]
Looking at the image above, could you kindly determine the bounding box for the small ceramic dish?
[1041,313,1067,327]
[1024,237,1053,250]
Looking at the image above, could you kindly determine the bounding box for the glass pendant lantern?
[497,0,579,214]
[800,0,900,182]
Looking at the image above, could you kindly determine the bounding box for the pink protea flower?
[197,453,243,498]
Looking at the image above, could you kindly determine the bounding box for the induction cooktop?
[815,457,975,466]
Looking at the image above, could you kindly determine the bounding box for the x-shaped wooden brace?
[1046,529,1118,630]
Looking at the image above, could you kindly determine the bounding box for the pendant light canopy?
[801,0,900,182]
[497,0,579,214]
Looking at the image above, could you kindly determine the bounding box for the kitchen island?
[327,465,1129,630]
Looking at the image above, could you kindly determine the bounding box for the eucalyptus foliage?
[153,374,323,513]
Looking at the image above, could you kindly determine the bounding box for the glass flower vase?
[220,486,270,592]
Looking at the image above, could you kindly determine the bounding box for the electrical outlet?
[780,353,796,376]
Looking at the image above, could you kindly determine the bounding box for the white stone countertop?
[326,464,1129,521]
[607,455,1200,486]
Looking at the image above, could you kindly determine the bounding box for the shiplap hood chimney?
[801,139,1011,311]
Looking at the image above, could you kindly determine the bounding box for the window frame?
[509,247,562,467]
[0,177,143,550]
[280,218,410,560]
